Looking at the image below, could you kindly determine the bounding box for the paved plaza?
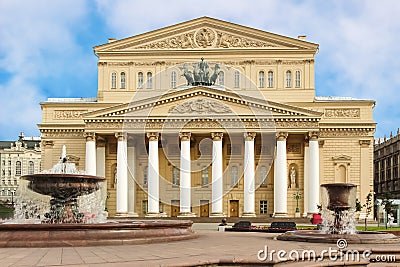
[0,223,399,266]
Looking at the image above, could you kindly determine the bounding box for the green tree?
[381,192,394,229]
[363,192,374,231]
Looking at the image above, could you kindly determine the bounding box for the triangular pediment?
[83,86,323,120]
[94,17,318,52]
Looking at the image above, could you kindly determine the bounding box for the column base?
[273,212,288,218]
[294,212,301,218]
[145,212,167,218]
[241,212,257,218]
[209,212,226,218]
[128,212,139,217]
[177,212,197,218]
[115,212,129,218]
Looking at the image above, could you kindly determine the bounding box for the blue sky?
[0,0,399,140]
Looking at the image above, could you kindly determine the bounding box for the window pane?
[231,166,238,186]
[111,72,117,89]
[28,161,34,175]
[172,166,180,185]
[295,70,301,87]
[147,72,152,89]
[171,71,177,88]
[218,71,224,86]
[202,167,209,186]
[15,161,21,176]
[138,72,143,89]
[259,71,265,87]
[120,72,126,89]
[234,71,239,88]
[286,70,292,88]
[268,71,273,88]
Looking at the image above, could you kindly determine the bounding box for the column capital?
[308,131,319,141]
[179,132,191,142]
[115,132,127,142]
[359,139,371,147]
[84,132,96,142]
[276,132,288,141]
[42,140,54,148]
[211,132,223,141]
[244,132,256,141]
[96,136,106,147]
[147,132,159,141]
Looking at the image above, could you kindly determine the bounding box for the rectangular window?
[260,200,268,214]
[172,167,180,186]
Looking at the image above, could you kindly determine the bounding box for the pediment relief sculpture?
[169,98,232,114]
[135,27,279,49]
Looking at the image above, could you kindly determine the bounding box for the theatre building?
[39,17,375,218]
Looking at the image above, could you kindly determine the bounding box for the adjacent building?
[38,17,375,218]
[0,132,41,203]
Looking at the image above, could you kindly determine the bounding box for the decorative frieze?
[319,128,374,137]
[134,28,279,50]
[325,108,360,118]
[53,110,87,120]
[170,98,231,114]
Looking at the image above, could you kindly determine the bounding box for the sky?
[0,0,399,140]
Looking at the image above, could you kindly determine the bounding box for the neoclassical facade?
[39,17,375,218]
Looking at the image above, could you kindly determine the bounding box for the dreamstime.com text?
[257,239,396,263]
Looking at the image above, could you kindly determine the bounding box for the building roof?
[45,97,97,103]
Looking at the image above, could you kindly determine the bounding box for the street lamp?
[293,191,302,213]
[10,191,14,206]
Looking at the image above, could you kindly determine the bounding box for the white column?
[84,133,96,176]
[242,132,256,217]
[127,137,138,217]
[274,132,288,217]
[308,132,320,214]
[115,133,128,216]
[210,132,225,217]
[178,132,195,217]
[96,137,106,178]
[96,137,107,217]
[146,132,166,217]
[303,140,309,217]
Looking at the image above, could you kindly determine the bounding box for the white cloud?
[0,0,91,139]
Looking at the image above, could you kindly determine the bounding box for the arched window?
[231,166,239,187]
[295,70,301,88]
[201,167,209,186]
[259,71,265,88]
[146,72,152,89]
[260,165,268,186]
[28,161,34,175]
[267,71,274,88]
[111,72,117,89]
[286,70,292,88]
[234,70,240,88]
[172,166,179,186]
[171,71,177,88]
[120,72,126,89]
[218,71,225,86]
[15,161,21,176]
[137,72,143,89]
[143,166,148,185]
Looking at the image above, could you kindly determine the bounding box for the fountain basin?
[0,220,197,247]
[277,230,400,244]
[22,174,105,200]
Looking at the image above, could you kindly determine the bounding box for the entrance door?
[200,200,209,217]
[230,200,239,217]
[171,200,180,217]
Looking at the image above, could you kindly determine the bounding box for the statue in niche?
[289,166,297,188]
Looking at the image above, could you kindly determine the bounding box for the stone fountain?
[0,146,196,247]
[277,183,400,244]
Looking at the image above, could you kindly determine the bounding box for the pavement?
[0,223,399,267]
